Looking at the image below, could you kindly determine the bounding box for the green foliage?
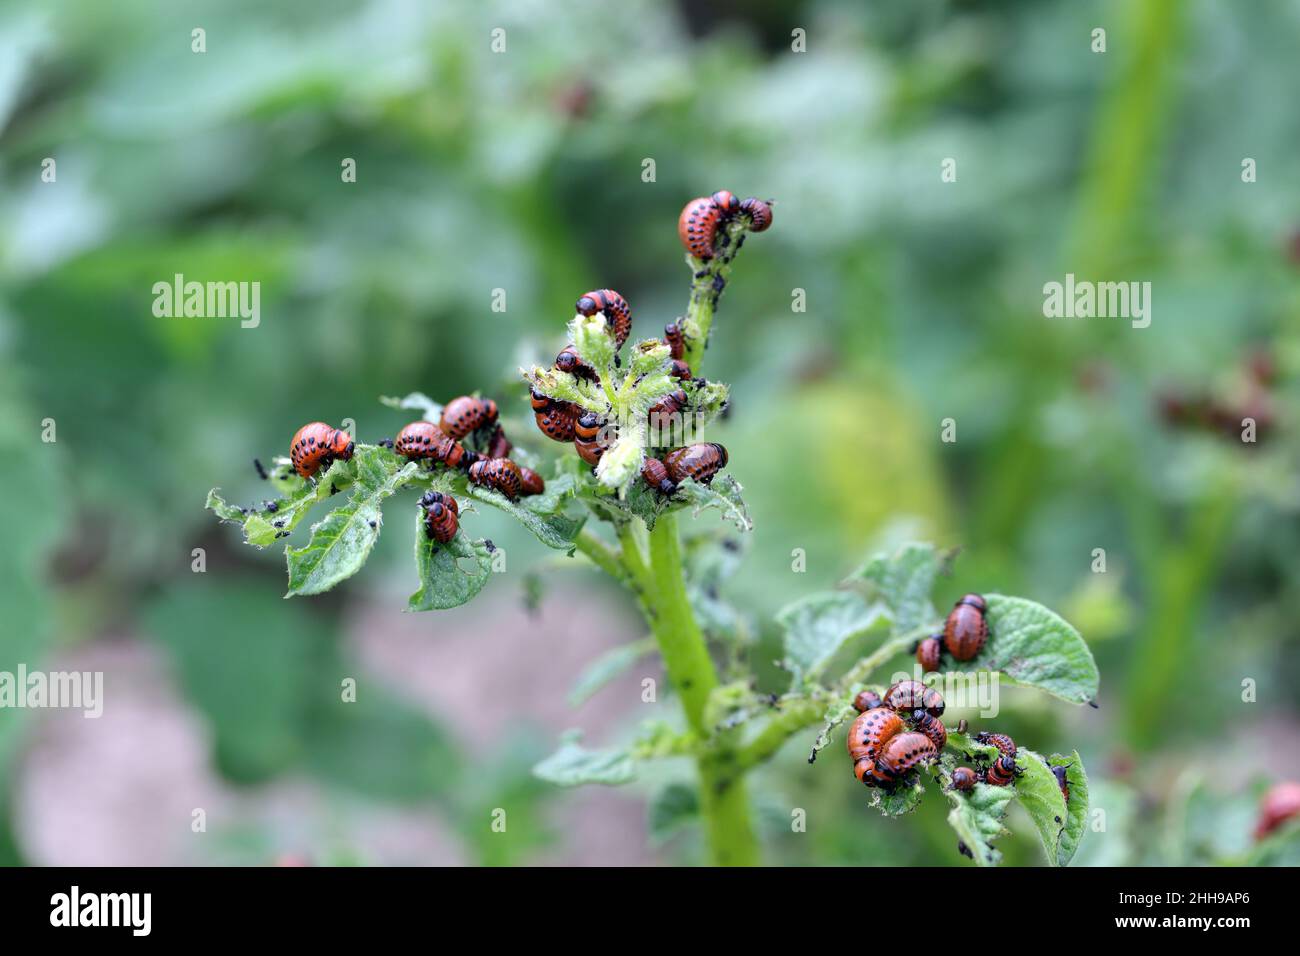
[648,783,700,845]
[410,519,493,611]
[532,731,637,787]
[285,450,419,596]
[777,591,888,683]
[969,595,1100,705]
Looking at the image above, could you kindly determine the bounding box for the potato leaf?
[966,594,1100,705]
[285,450,418,595]
[533,730,636,786]
[409,513,493,611]
[777,590,888,682]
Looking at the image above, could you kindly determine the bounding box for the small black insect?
[253,458,269,480]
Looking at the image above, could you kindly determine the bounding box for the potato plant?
[207,197,1099,866]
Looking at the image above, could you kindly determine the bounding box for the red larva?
[395,421,473,469]
[574,412,613,467]
[668,359,692,381]
[974,731,1017,757]
[419,491,459,544]
[662,442,728,486]
[1050,764,1071,803]
[884,680,945,718]
[950,766,979,792]
[985,755,1018,787]
[677,190,739,260]
[289,422,355,479]
[943,593,989,661]
[878,731,938,779]
[648,388,689,434]
[440,396,498,441]
[575,289,631,349]
[910,710,948,753]
[486,424,512,460]
[664,320,686,360]
[641,457,676,495]
[1254,781,1300,839]
[517,465,545,497]
[468,458,522,500]
[738,196,773,232]
[847,707,904,766]
[555,345,600,383]
[533,390,579,443]
[915,635,943,673]
[853,689,884,713]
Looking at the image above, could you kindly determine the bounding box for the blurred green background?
[0,0,1296,865]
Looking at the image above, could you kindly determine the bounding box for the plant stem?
[645,511,760,865]
[573,527,626,583]
[682,218,749,374]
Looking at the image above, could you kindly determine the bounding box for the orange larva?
[877,731,938,780]
[289,422,355,479]
[943,593,988,661]
[916,635,943,673]
[641,457,676,495]
[535,400,579,443]
[486,424,512,460]
[950,766,979,792]
[468,458,522,500]
[738,196,773,232]
[677,196,725,260]
[910,710,948,753]
[555,345,600,383]
[846,707,905,767]
[420,492,459,544]
[662,442,728,486]
[517,465,545,497]
[853,690,884,713]
[974,731,1017,757]
[884,680,945,718]
[395,421,473,469]
[647,388,689,435]
[664,320,686,360]
[575,289,631,350]
[985,755,1018,787]
[440,396,498,441]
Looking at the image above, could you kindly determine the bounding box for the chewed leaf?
[1013,747,1070,866]
[868,777,925,817]
[776,590,887,682]
[1051,752,1090,866]
[966,595,1100,705]
[849,542,951,634]
[380,391,442,422]
[943,767,1014,866]
[208,456,353,549]
[533,730,636,786]
[808,699,857,763]
[285,450,418,595]
[462,472,584,550]
[678,474,751,532]
[409,514,492,611]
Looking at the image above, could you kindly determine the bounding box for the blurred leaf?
[967,594,1100,705]
[146,582,316,782]
[533,730,636,787]
[409,515,492,611]
[849,541,950,634]
[648,783,699,845]
[379,392,443,422]
[1072,780,1138,867]
[777,591,888,682]
[1246,820,1300,867]
[567,637,655,707]
[285,449,418,596]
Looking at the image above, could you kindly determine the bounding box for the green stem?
[682,218,749,374]
[573,527,626,583]
[645,511,760,866]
